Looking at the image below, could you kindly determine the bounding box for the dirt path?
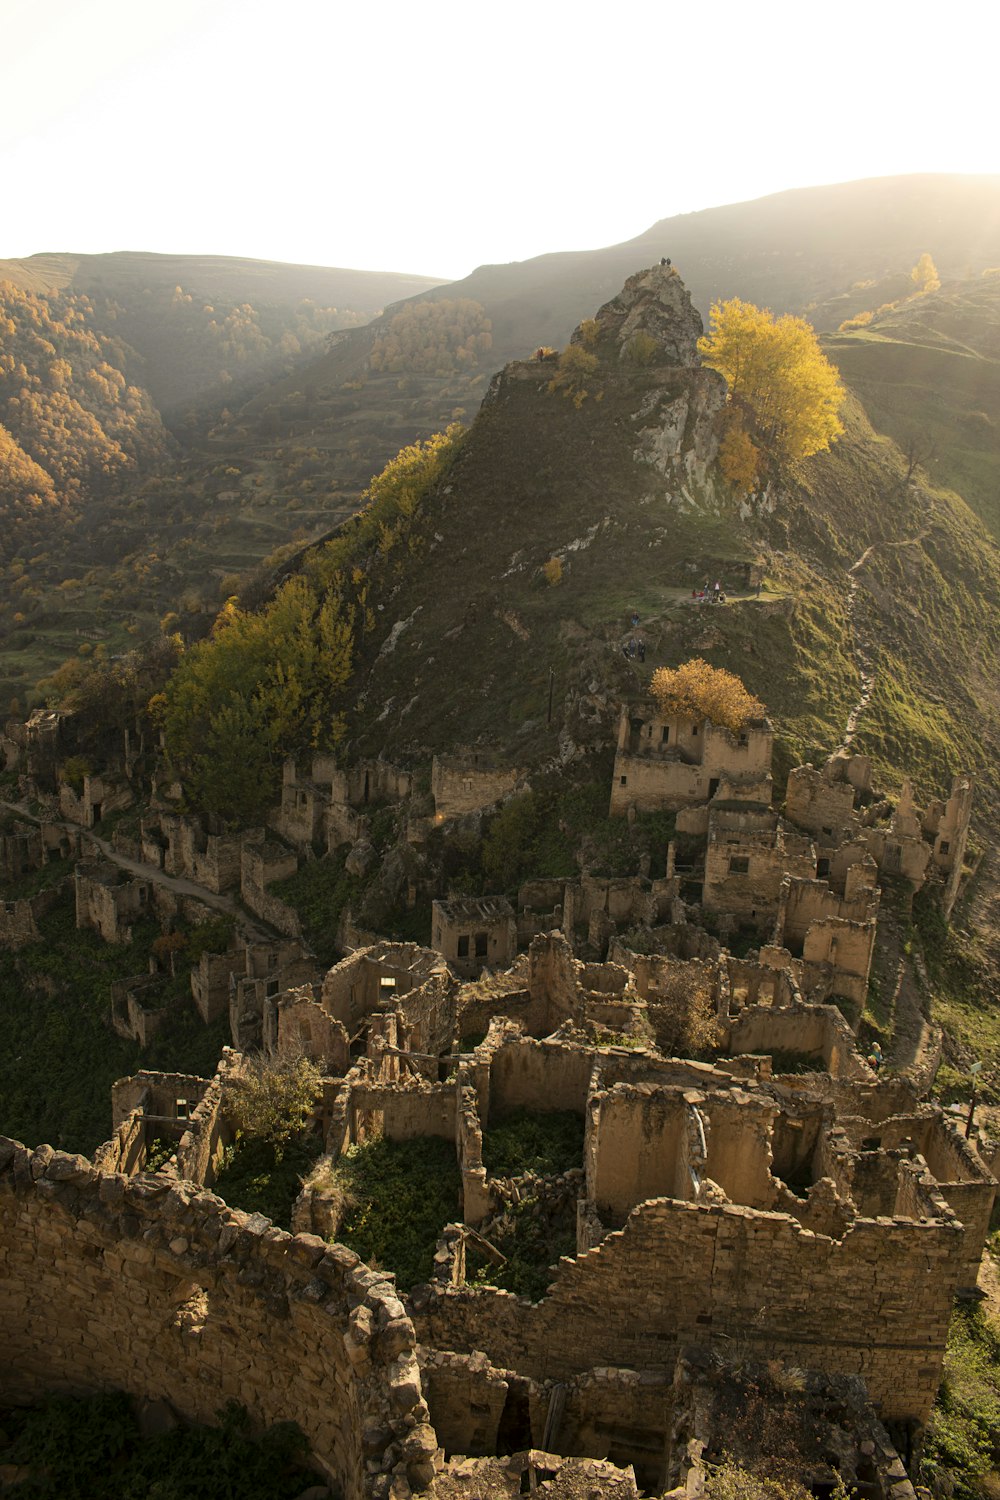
[840,529,931,747]
[0,799,274,942]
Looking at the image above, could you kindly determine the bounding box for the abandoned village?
[0,667,986,1500]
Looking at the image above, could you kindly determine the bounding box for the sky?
[2,0,997,281]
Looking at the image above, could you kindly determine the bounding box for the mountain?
[408,173,1000,360]
[5,175,1000,720]
[826,272,1000,538]
[338,267,1000,823]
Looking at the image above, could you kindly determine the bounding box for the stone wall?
[74,860,153,944]
[0,1137,435,1499]
[723,1005,872,1082]
[785,765,859,843]
[610,708,773,817]
[0,883,65,949]
[240,841,302,938]
[413,1191,963,1423]
[431,753,524,819]
[486,1037,593,1122]
[346,1082,458,1151]
[160,814,252,894]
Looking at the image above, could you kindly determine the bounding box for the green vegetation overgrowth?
[212,1132,323,1230]
[481,1109,584,1177]
[0,894,227,1153]
[270,850,361,965]
[0,1391,310,1500]
[470,1196,577,1302]
[922,1308,1000,1498]
[328,1135,461,1288]
[157,426,463,822]
[479,778,676,894]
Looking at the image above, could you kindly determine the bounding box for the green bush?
[470,1194,577,1301]
[0,1392,310,1499]
[481,1109,584,1177]
[329,1134,461,1288]
[923,1308,1000,1498]
[213,1132,323,1229]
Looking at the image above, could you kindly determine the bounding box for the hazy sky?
[2,0,996,281]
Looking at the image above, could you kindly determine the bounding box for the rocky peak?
[573,263,704,366]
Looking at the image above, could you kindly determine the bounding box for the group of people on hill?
[693,580,726,605]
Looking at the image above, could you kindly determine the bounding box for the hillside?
[5,175,1000,720]
[410,173,1000,359]
[826,273,1000,538]
[341,270,1000,831]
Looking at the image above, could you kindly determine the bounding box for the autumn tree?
[717,423,761,492]
[223,1053,321,1154]
[911,252,941,293]
[699,299,845,464]
[649,658,765,733]
[547,343,599,408]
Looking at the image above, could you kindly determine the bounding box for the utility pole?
[547,667,555,726]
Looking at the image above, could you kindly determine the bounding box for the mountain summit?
[575,262,705,366]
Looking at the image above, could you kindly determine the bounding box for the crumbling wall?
[276,988,350,1073]
[347,1082,458,1150]
[432,752,524,819]
[0,1138,435,1499]
[413,1193,963,1423]
[240,841,302,938]
[587,1086,692,1219]
[785,765,859,842]
[0,883,64,949]
[74,860,152,944]
[486,1037,593,1122]
[723,1005,871,1081]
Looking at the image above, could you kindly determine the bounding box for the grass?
[914,889,1000,1105]
[269,849,361,966]
[212,1132,323,1230]
[922,1307,1000,1499]
[326,1134,461,1289]
[469,1195,578,1302]
[0,1391,310,1500]
[481,1108,584,1178]
[0,893,228,1154]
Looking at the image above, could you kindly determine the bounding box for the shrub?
[223,1054,321,1153]
[625,330,658,365]
[542,557,563,586]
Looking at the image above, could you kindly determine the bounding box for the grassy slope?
[347,357,1000,834]
[827,276,1000,539]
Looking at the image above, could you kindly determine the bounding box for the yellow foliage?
[649,658,765,732]
[717,426,760,491]
[577,318,600,350]
[911,252,941,293]
[838,310,873,331]
[698,298,845,463]
[547,343,598,406]
[542,557,563,586]
[369,298,492,375]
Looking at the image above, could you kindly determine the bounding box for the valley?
[3,177,1000,1499]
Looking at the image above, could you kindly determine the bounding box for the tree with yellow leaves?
[699,299,844,464]
[717,423,761,492]
[650,658,764,733]
[910,252,941,293]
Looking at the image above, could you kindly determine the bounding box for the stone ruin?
[4,908,992,1498]
[0,677,983,1495]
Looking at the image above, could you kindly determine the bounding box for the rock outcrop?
[574,262,704,365]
